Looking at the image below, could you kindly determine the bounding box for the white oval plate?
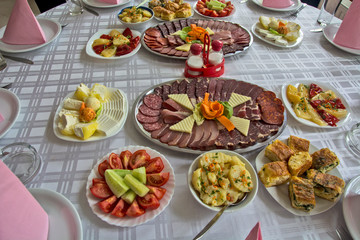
[29,188,83,240]
[188,149,258,212]
[85,29,141,60]
[83,0,131,8]
[323,23,360,56]
[251,22,303,48]
[0,88,20,138]
[86,145,175,227]
[193,1,235,19]
[255,138,343,216]
[53,87,128,142]
[251,0,301,11]
[343,175,360,240]
[281,80,351,128]
[0,18,61,53]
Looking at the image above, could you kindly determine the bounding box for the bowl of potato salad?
[118,6,154,30]
[188,150,258,212]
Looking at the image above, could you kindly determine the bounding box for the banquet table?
[0,0,360,239]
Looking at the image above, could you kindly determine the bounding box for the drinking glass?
[0,53,6,71]
[345,123,360,157]
[66,0,84,16]
[317,0,342,26]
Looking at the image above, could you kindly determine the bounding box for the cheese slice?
[230,116,250,136]
[228,93,251,107]
[170,115,194,133]
[168,94,194,111]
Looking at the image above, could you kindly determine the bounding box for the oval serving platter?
[141,18,253,60]
[133,78,287,154]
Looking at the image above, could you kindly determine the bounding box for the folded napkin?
[262,0,294,8]
[245,222,263,240]
[98,0,121,4]
[0,161,49,240]
[1,0,46,45]
[333,0,360,50]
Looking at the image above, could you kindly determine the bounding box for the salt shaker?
[187,43,204,76]
[209,40,223,71]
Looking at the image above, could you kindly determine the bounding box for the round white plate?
[343,175,360,240]
[53,87,128,142]
[323,23,360,56]
[0,88,20,138]
[281,80,351,128]
[154,9,194,21]
[0,18,61,53]
[83,0,131,8]
[29,188,83,240]
[188,149,258,212]
[255,138,343,216]
[86,29,142,60]
[193,2,235,19]
[86,145,175,227]
[251,0,301,11]
[251,22,303,48]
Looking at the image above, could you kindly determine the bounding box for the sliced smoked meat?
[151,124,170,139]
[257,91,284,125]
[178,79,189,94]
[136,112,159,124]
[139,104,161,117]
[142,121,163,132]
[195,78,209,102]
[161,109,190,124]
[170,80,179,94]
[143,94,163,110]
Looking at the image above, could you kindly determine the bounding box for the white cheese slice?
[275,38,288,46]
[91,83,109,102]
[58,113,79,136]
[228,93,251,108]
[96,114,119,136]
[170,115,195,133]
[256,27,270,37]
[265,34,282,41]
[58,109,80,118]
[168,94,194,111]
[63,98,83,110]
[230,116,250,136]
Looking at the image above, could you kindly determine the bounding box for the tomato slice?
[122,27,133,39]
[146,185,166,200]
[126,199,145,217]
[109,153,123,169]
[92,178,106,185]
[111,199,128,217]
[98,160,110,178]
[204,9,213,16]
[218,10,228,17]
[147,172,170,187]
[90,183,113,199]
[210,10,219,17]
[145,157,164,173]
[137,193,160,210]
[129,150,150,169]
[98,195,118,213]
[120,150,132,169]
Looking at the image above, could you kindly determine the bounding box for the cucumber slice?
[132,167,146,184]
[121,190,137,204]
[124,174,149,197]
[112,169,132,178]
[105,170,130,198]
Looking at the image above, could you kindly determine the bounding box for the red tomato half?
[145,157,164,173]
[146,185,166,200]
[210,10,219,17]
[90,183,113,199]
[137,193,160,210]
[111,199,128,217]
[126,199,145,217]
[109,153,123,169]
[218,10,228,17]
[120,150,132,170]
[98,195,118,213]
[147,172,170,187]
[129,150,150,169]
[98,160,110,178]
[92,178,106,186]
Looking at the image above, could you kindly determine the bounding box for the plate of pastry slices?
[255,136,345,216]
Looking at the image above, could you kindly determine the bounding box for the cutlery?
[240,0,248,3]
[193,194,248,240]
[136,0,149,8]
[310,28,323,33]
[83,5,100,16]
[61,23,69,29]
[283,3,307,19]
[1,83,12,89]
[335,225,351,240]
[2,54,34,65]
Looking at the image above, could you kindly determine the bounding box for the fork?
[335,225,352,240]
[1,83,12,89]
[282,3,307,19]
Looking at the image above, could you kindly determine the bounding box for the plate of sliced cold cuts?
[141,18,253,59]
[133,78,287,154]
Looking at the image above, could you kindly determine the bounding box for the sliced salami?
[143,94,163,110]
[136,112,159,124]
[142,121,163,132]
[257,91,285,125]
[139,104,161,117]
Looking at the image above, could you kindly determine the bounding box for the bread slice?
[306,169,345,201]
[289,176,316,212]
[265,139,294,162]
[258,161,291,187]
[288,135,310,153]
[288,152,312,176]
[311,148,339,173]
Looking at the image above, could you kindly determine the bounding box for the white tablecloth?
[0,1,359,239]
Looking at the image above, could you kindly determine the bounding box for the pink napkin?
[98,0,121,4]
[0,161,49,240]
[262,0,294,8]
[245,222,263,240]
[333,0,360,50]
[1,0,46,45]
[0,113,4,123]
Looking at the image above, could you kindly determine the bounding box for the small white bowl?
[188,149,258,212]
[118,6,154,30]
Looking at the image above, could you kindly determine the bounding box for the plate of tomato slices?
[194,0,235,18]
[86,146,175,227]
[85,28,141,60]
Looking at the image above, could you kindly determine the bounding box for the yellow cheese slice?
[230,116,250,136]
[175,43,192,52]
[170,115,194,133]
[168,94,194,111]
[228,93,251,108]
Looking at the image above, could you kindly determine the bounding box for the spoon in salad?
[193,194,248,240]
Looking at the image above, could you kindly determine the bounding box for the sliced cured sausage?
[257,91,285,125]
[142,121,163,132]
[136,112,159,124]
[139,104,161,117]
[143,94,163,110]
